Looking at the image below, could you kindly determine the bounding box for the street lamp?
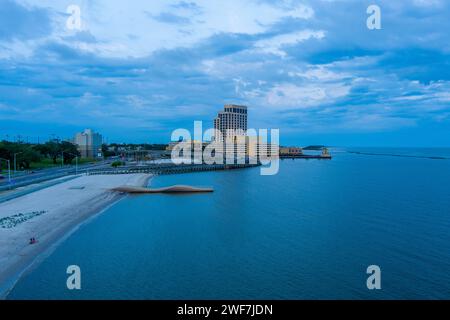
[0,157,11,185]
[73,154,78,175]
[14,152,23,175]
[62,152,79,175]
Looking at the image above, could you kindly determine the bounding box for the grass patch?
[28,158,99,170]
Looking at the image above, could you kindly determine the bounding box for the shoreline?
[0,173,152,299]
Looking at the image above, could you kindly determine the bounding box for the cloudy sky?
[0,0,449,146]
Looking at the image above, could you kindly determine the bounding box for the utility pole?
[13,152,23,175]
[7,159,10,185]
[0,158,11,186]
[62,152,79,175]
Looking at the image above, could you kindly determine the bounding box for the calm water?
[7,148,450,299]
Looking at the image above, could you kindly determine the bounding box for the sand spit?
[111,185,213,194]
[0,173,151,298]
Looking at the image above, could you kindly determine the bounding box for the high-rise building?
[212,105,248,158]
[74,129,103,158]
[214,104,248,141]
[210,104,278,161]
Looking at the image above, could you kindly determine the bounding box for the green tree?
[33,140,79,164]
[0,141,42,170]
[34,141,60,164]
[61,141,80,164]
[111,161,124,168]
[102,143,116,158]
[16,145,41,169]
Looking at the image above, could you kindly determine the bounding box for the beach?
[0,173,151,298]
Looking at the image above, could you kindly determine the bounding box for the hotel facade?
[213,104,278,159]
[214,104,248,141]
[213,105,248,157]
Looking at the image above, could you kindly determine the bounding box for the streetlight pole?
[14,152,23,175]
[7,159,10,184]
[0,158,11,186]
[62,152,79,175]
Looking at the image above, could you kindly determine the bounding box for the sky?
[0,0,449,146]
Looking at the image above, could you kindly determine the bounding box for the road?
[0,160,112,190]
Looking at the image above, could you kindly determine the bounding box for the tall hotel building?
[214,104,248,141]
[213,104,248,158]
[212,104,276,159]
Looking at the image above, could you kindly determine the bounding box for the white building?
[214,104,248,141]
[213,104,248,157]
[74,129,103,158]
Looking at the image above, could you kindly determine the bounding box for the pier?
[86,163,260,176]
[280,155,332,160]
[279,147,332,160]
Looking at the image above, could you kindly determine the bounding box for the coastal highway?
[0,160,112,191]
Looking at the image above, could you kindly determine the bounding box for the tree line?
[0,140,80,170]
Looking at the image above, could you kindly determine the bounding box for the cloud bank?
[0,0,449,146]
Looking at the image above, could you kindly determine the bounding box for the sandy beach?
[0,173,151,298]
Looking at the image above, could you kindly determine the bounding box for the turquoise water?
[7,148,450,299]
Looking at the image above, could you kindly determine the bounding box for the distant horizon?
[2,134,450,150]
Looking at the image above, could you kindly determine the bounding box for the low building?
[279,147,303,157]
[166,140,209,155]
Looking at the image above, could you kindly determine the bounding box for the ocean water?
[7,148,450,299]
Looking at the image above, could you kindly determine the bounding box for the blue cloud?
[62,31,98,44]
[0,0,52,40]
[145,1,203,26]
[149,12,192,25]
[377,49,450,83]
[170,1,202,12]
